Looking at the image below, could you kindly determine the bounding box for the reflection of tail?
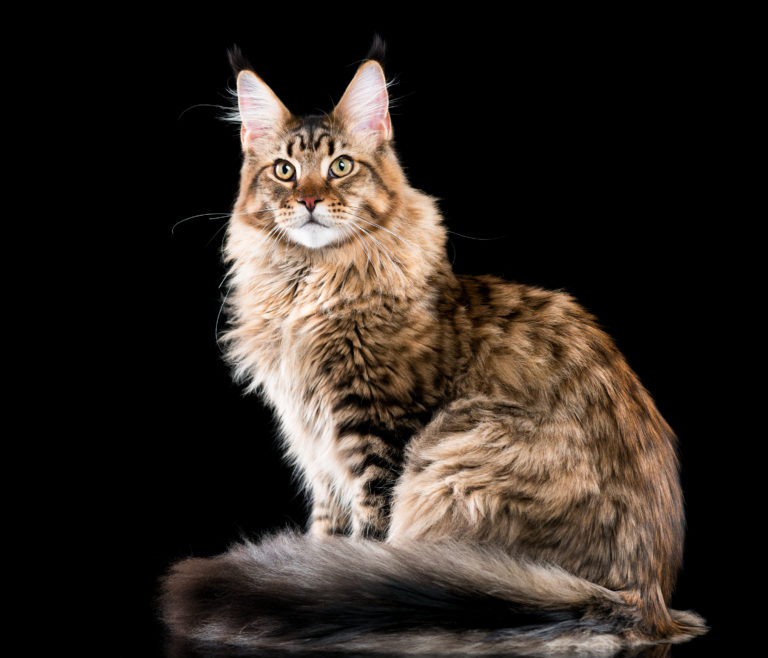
[161,532,706,655]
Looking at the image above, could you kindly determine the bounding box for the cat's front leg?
[308,476,351,537]
[336,432,401,540]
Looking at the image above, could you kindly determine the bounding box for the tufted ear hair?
[333,60,392,146]
[236,70,290,145]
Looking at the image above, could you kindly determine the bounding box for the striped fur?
[161,46,706,654]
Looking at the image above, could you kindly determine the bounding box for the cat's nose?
[298,196,322,211]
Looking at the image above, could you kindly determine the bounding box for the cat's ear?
[334,61,392,145]
[236,70,290,146]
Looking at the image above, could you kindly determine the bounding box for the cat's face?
[233,61,399,250]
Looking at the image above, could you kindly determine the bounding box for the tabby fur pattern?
[161,42,706,655]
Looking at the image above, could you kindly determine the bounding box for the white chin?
[286,224,342,249]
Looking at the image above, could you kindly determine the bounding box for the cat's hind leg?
[387,395,600,551]
[386,396,697,640]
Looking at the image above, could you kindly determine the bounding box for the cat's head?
[230,54,407,251]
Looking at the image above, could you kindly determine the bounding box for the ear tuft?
[365,34,387,66]
[236,70,290,143]
[334,61,392,144]
[228,44,254,76]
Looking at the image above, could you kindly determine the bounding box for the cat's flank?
[161,43,705,655]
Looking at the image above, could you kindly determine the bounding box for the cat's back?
[453,274,620,400]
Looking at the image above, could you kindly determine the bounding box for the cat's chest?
[259,307,373,420]
[284,308,403,404]
[237,272,416,436]
[255,309,382,480]
[275,307,376,390]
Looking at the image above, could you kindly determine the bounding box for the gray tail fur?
[160,531,706,656]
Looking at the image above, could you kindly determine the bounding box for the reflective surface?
[165,638,707,658]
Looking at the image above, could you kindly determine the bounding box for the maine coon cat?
[161,42,706,655]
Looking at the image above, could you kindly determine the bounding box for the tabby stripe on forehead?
[286,132,305,152]
[313,132,334,155]
[286,133,306,155]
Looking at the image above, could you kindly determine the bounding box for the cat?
[161,40,706,655]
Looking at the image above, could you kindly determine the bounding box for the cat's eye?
[329,156,354,178]
[274,160,295,181]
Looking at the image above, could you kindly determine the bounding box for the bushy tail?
[160,532,705,656]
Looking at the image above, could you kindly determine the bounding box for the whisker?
[178,103,233,121]
[343,214,409,281]
[215,283,234,352]
[262,223,286,249]
[171,212,232,235]
[205,220,230,249]
[446,230,509,241]
[171,209,278,235]
[447,237,457,267]
[344,206,418,250]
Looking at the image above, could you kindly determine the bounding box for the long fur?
[161,532,705,656]
[161,43,706,656]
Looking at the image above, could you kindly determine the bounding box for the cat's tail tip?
[667,608,709,642]
[161,548,264,644]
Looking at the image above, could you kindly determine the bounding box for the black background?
[82,10,751,658]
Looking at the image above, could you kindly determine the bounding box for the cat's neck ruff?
[224,188,448,320]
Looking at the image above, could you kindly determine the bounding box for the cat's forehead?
[280,115,346,160]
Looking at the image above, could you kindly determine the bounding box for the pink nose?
[298,195,321,211]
